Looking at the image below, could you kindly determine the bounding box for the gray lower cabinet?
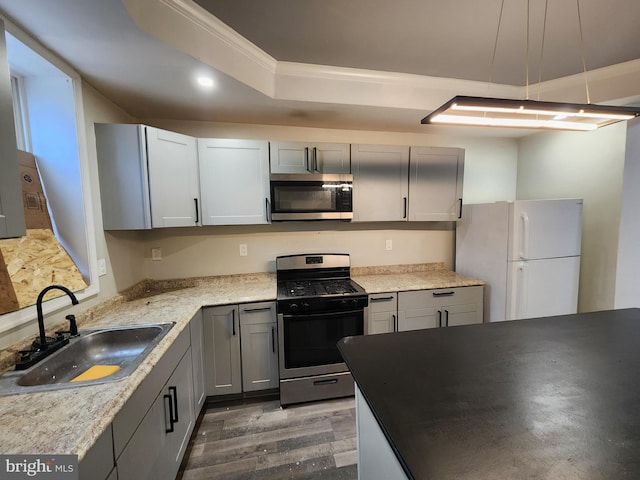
[367,293,398,335]
[79,425,115,480]
[203,301,278,397]
[239,302,278,392]
[116,347,194,480]
[112,325,195,480]
[203,305,242,396]
[190,308,206,413]
[397,286,483,331]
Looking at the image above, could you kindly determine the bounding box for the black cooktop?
[280,279,363,299]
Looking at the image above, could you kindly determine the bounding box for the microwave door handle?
[313,147,318,172]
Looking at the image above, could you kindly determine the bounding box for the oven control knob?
[302,302,311,310]
[289,303,299,312]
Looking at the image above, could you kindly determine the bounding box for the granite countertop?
[338,309,640,480]
[0,264,484,461]
[352,262,484,293]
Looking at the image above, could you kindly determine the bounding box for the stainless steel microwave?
[270,173,353,221]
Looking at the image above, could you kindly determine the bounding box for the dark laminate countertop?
[338,309,640,480]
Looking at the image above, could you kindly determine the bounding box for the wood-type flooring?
[177,395,358,480]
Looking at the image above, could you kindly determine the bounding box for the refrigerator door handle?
[515,262,528,320]
[519,213,530,259]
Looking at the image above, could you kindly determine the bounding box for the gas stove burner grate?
[283,279,360,298]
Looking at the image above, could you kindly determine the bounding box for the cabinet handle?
[403,197,407,219]
[242,306,273,313]
[271,327,275,353]
[392,314,397,332]
[265,197,271,223]
[194,198,199,224]
[433,291,455,297]
[437,310,442,328]
[445,310,449,327]
[305,147,310,172]
[458,198,463,219]
[232,309,236,336]
[164,393,174,433]
[313,147,318,172]
[168,386,179,423]
[370,296,394,302]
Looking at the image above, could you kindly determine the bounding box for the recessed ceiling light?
[196,76,214,88]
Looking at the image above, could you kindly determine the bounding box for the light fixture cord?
[525,0,530,99]
[576,0,591,104]
[489,0,506,87]
[536,0,549,100]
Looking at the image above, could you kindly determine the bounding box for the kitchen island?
[338,308,640,480]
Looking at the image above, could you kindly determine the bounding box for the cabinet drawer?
[239,301,276,325]
[399,286,482,309]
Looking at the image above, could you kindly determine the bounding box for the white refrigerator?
[455,199,582,322]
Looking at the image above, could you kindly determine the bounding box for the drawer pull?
[313,378,338,386]
[242,306,273,313]
[370,296,394,302]
[164,393,174,433]
[432,291,455,297]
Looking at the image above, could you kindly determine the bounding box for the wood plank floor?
[177,395,358,480]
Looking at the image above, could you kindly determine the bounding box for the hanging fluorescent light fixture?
[421,0,640,131]
[421,96,640,131]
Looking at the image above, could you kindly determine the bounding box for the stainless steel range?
[276,254,368,406]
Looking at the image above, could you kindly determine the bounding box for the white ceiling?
[1,0,639,135]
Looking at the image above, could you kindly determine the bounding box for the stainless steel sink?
[0,323,174,396]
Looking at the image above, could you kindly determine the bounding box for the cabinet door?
[313,143,351,173]
[239,302,278,392]
[408,147,464,221]
[163,350,195,480]
[0,21,24,239]
[367,293,398,334]
[198,138,270,225]
[203,305,241,396]
[117,385,167,480]
[270,141,350,174]
[352,145,409,222]
[434,286,483,326]
[146,127,200,228]
[398,291,439,331]
[270,141,311,173]
[190,309,206,413]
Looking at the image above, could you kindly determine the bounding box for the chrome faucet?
[34,285,79,349]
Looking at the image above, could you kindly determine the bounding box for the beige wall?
[516,123,627,312]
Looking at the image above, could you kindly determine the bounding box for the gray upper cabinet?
[198,138,270,225]
[408,147,464,221]
[270,141,350,174]
[351,144,409,222]
[95,124,200,230]
[0,19,25,239]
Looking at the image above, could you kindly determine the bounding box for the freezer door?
[508,199,583,261]
[506,256,580,321]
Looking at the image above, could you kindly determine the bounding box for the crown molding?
[122,0,640,112]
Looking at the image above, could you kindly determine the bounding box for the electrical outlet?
[239,244,248,256]
[385,239,393,251]
[151,248,162,261]
[97,258,107,276]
